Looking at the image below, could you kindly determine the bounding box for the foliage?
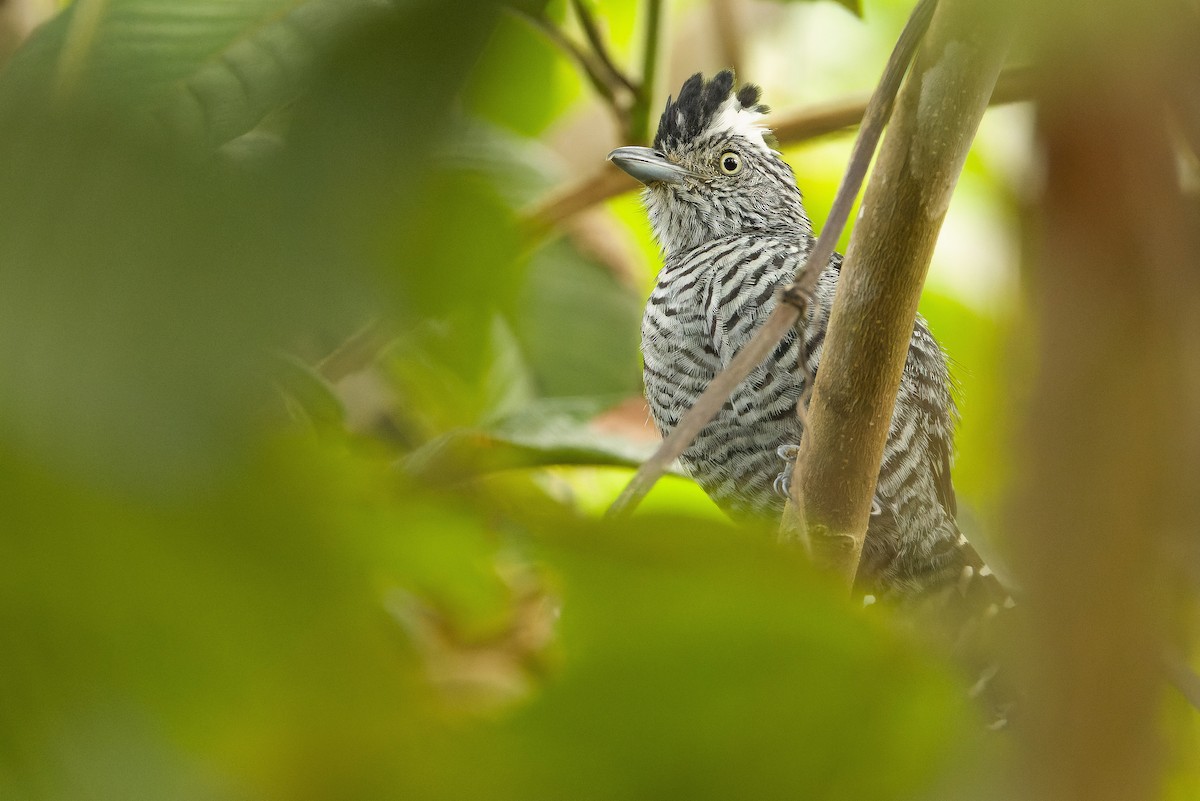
[0,1,979,798]
[1,0,1194,800]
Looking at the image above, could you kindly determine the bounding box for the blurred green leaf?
[513,238,643,399]
[0,2,507,491]
[404,400,656,484]
[0,436,508,801]
[442,515,969,801]
[0,0,393,147]
[465,10,584,137]
[0,429,974,801]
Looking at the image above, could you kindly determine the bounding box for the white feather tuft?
[711,96,772,151]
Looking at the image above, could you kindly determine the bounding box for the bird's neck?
[645,186,811,257]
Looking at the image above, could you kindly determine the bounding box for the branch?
[516,9,623,109]
[628,0,664,145]
[711,0,744,78]
[782,0,1016,587]
[570,0,639,96]
[605,0,939,519]
[521,65,1034,233]
[520,163,635,239]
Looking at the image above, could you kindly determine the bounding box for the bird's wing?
[930,422,958,518]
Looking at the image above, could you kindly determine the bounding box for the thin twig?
[516,9,621,108]
[628,0,664,144]
[570,0,640,96]
[605,0,940,518]
[522,64,1034,233]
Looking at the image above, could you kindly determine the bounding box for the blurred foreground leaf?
[0,434,970,801]
[0,1,508,492]
[1,0,394,146]
[514,239,643,400]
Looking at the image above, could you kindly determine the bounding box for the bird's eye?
[719,151,742,175]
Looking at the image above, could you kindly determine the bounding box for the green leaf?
[0,2,505,493]
[404,401,657,484]
[0,437,519,800]
[431,515,972,801]
[464,10,585,137]
[0,0,398,147]
[512,238,643,400]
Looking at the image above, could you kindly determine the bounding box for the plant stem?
[629,0,663,144]
[783,0,1014,586]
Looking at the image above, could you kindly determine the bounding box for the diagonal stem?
[570,0,639,96]
[782,0,1014,586]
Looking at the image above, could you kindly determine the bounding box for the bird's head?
[608,71,810,255]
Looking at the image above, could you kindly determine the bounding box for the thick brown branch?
[783,0,1015,587]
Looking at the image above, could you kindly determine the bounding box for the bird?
[608,71,1003,608]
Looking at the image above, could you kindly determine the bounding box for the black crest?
[653,71,770,150]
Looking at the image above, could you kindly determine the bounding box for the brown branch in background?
[521,166,636,240]
[605,0,939,519]
[782,0,1015,585]
[522,64,1034,234]
[711,0,744,79]
[1012,1,1196,798]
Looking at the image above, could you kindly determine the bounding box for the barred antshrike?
[609,71,1001,606]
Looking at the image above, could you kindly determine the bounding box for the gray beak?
[607,146,693,186]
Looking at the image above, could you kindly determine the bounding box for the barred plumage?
[610,71,998,604]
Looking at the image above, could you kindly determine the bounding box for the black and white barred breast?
[641,229,972,600]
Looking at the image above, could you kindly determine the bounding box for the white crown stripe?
[712,96,772,153]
